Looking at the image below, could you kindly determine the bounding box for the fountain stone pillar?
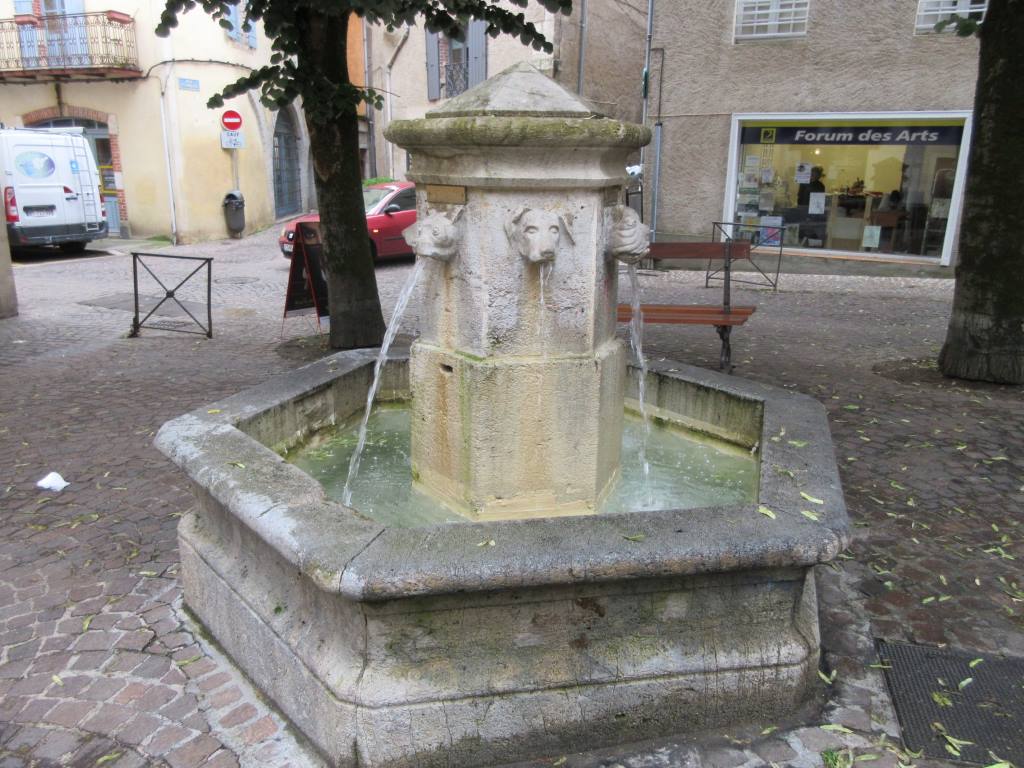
[388,63,651,520]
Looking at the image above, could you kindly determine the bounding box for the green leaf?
[787,439,808,448]
[757,505,777,520]
[175,655,203,667]
[477,539,497,547]
[51,674,63,686]
[552,758,567,767]
[228,461,246,469]
[957,677,973,690]
[96,754,124,766]
[969,657,984,668]
[622,534,645,542]
[82,615,93,632]
[821,723,854,734]
[800,492,824,505]
[800,509,820,522]
[931,691,953,707]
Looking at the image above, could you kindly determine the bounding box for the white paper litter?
[36,472,70,492]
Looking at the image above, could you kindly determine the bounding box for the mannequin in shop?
[797,166,826,205]
[798,166,827,246]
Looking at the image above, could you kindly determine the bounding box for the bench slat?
[617,304,755,326]
[649,241,752,260]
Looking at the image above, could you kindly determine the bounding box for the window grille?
[915,0,986,32]
[734,0,809,40]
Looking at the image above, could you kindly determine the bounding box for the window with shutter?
[426,30,441,100]
[226,3,240,41]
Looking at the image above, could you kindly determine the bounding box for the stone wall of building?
[647,0,980,239]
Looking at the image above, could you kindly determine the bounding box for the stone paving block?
[32,728,81,761]
[118,714,163,746]
[81,703,135,734]
[165,734,222,768]
[42,700,95,728]
[147,724,193,755]
[217,703,257,729]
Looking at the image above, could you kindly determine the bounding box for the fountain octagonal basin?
[155,350,849,768]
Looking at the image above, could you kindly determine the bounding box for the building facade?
[368,0,646,180]
[645,0,983,265]
[0,1,368,242]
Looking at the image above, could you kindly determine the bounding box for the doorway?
[273,110,301,218]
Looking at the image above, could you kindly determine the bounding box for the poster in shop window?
[759,215,783,247]
[808,192,826,215]
[795,162,812,184]
[861,225,882,249]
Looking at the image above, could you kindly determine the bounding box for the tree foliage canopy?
[156,0,572,122]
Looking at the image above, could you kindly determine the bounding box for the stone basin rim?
[155,349,850,603]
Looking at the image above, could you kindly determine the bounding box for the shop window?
[734,121,965,258]
[734,0,809,41]
[915,0,987,33]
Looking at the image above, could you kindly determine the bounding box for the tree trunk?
[298,10,386,350]
[938,0,1024,384]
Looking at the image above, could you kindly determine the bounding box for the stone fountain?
[156,64,848,768]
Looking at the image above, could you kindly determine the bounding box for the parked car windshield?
[363,187,393,212]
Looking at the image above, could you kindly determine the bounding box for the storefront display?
[732,118,968,259]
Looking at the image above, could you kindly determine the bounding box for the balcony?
[0,11,141,82]
[444,62,468,98]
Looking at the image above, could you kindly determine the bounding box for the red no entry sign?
[221,110,243,130]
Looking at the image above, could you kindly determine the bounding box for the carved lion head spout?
[403,207,463,262]
[605,204,649,264]
[505,207,574,264]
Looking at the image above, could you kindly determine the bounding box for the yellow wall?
[0,0,315,242]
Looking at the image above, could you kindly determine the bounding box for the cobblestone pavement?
[2,232,1022,768]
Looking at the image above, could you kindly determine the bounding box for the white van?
[2,127,107,253]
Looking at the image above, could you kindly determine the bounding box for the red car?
[278,181,417,259]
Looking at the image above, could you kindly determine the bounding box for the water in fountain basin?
[341,258,426,506]
[626,264,652,505]
[290,404,757,528]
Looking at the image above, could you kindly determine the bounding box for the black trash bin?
[223,190,245,235]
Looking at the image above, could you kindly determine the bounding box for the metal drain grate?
[877,640,1024,765]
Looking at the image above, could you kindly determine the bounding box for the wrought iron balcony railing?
[0,11,140,80]
[444,62,468,98]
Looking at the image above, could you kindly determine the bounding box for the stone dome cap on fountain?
[386,62,650,159]
[427,60,600,118]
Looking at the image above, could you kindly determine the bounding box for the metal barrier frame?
[707,220,783,291]
[128,252,212,338]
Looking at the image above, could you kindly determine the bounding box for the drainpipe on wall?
[364,21,377,178]
[650,121,662,244]
[640,0,654,163]
[156,63,180,244]
[385,27,410,179]
[576,0,587,96]
[54,82,65,117]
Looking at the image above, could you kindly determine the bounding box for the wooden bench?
[617,304,756,371]
[619,240,759,372]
